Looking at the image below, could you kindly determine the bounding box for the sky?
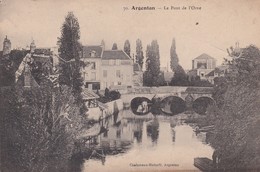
[0,0,260,69]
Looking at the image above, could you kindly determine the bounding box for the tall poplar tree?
[135,39,144,70]
[124,40,131,57]
[144,40,161,86]
[59,12,84,106]
[170,38,188,86]
[170,38,179,72]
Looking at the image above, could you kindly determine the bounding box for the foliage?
[0,50,28,86]
[58,12,85,112]
[0,84,88,172]
[123,40,131,57]
[169,38,191,86]
[207,45,260,170]
[170,38,180,72]
[144,40,164,86]
[98,88,121,103]
[112,43,118,50]
[135,39,144,70]
[170,65,189,86]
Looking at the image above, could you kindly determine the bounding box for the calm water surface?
[82,110,213,172]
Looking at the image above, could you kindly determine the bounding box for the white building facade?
[80,45,134,90]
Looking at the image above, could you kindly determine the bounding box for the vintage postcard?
[0,0,260,172]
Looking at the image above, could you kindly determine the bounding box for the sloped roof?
[32,54,52,67]
[82,89,100,100]
[102,50,131,60]
[34,48,52,56]
[206,70,215,77]
[82,45,103,58]
[194,53,215,60]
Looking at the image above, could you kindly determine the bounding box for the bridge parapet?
[122,86,214,104]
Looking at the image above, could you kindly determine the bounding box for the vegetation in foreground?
[204,45,260,170]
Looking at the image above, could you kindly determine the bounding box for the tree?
[124,40,131,57]
[170,38,179,72]
[169,38,188,86]
[135,39,144,70]
[0,85,88,172]
[170,65,189,86]
[144,40,162,86]
[58,12,84,107]
[207,45,260,170]
[112,43,118,50]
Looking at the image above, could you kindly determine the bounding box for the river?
[80,110,214,172]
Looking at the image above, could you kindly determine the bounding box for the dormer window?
[90,51,96,57]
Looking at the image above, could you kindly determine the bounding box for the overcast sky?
[0,0,260,69]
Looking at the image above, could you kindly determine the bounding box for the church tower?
[3,36,11,55]
[30,40,36,53]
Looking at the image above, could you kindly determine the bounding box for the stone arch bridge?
[121,86,215,114]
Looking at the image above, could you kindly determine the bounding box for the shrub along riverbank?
[0,84,89,172]
[199,45,260,170]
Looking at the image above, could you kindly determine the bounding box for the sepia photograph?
[0,0,260,171]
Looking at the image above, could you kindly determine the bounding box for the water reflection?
[81,110,213,172]
[146,118,159,144]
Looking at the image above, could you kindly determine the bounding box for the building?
[205,64,238,84]
[101,50,133,90]
[81,45,103,90]
[2,36,11,56]
[15,41,55,87]
[80,44,134,90]
[190,53,216,80]
[133,63,143,86]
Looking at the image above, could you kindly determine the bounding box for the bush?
[98,88,121,103]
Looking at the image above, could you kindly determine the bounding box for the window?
[116,70,120,78]
[90,62,96,70]
[91,72,96,80]
[90,51,96,57]
[85,62,96,70]
[103,70,107,77]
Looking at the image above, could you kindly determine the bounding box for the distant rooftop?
[33,48,52,56]
[194,53,215,60]
[82,89,99,100]
[102,50,131,60]
[82,45,103,58]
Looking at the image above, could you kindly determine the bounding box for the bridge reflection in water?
[80,110,213,172]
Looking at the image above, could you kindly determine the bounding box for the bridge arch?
[192,96,215,115]
[160,96,186,115]
[130,97,152,115]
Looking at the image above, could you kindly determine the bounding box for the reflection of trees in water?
[171,129,176,143]
[146,118,159,143]
[133,131,142,143]
[170,119,177,143]
[132,119,144,143]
